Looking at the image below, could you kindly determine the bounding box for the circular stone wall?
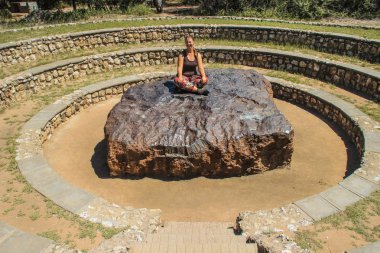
[43,92,350,221]
[105,69,293,178]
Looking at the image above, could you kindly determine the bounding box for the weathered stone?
[105,69,294,178]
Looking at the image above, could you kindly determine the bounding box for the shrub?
[322,0,379,18]
[199,0,250,15]
[198,0,379,19]
[124,3,153,15]
[21,9,91,23]
[279,0,327,19]
[0,9,11,20]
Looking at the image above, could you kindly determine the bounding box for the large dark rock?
[104,69,293,178]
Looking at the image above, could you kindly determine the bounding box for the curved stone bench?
[1,24,379,67]
[1,46,379,109]
[16,70,379,251]
[2,16,378,35]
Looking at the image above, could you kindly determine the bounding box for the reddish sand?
[43,97,354,222]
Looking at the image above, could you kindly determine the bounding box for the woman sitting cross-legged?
[174,36,209,95]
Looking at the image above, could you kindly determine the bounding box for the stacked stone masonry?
[272,83,364,156]
[1,47,379,109]
[2,16,379,35]
[1,25,379,67]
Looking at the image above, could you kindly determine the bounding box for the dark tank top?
[182,51,198,77]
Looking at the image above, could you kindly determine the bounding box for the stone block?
[295,195,339,221]
[320,185,362,210]
[340,174,379,198]
[0,230,52,253]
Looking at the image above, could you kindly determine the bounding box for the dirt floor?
[43,96,355,222]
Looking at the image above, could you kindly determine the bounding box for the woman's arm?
[197,53,207,83]
[177,54,184,83]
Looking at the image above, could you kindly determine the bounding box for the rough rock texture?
[105,68,293,178]
[89,229,145,253]
[237,204,313,253]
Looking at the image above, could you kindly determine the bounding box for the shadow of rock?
[91,139,111,179]
[280,100,360,178]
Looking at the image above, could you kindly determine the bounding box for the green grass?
[0,18,379,44]
[295,192,380,251]
[334,94,380,123]
[44,198,126,241]
[17,210,26,217]
[358,102,380,122]
[319,191,380,242]
[2,206,15,215]
[294,230,323,251]
[29,210,41,221]
[38,230,61,242]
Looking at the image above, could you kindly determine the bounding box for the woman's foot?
[197,87,209,95]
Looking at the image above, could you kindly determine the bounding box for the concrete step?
[130,221,257,253]
[130,242,258,253]
[145,234,247,244]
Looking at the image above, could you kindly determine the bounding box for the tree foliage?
[199,0,380,19]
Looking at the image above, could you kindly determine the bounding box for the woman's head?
[185,36,194,50]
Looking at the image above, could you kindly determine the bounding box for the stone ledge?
[1,24,379,68]
[2,46,379,111]
[340,174,379,198]
[295,194,340,221]
[0,221,54,253]
[1,16,379,35]
[346,241,380,253]
[320,185,363,211]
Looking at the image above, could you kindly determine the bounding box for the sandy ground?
[43,97,356,222]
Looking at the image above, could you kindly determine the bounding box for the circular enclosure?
[42,72,356,221]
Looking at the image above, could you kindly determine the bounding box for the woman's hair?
[185,35,194,42]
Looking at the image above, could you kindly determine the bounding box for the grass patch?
[335,94,380,122]
[38,230,61,242]
[317,191,380,243]
[99,226,126,240]
[294,230,323,251]
[44,198,126,241]
[0,18,380,44]
[358,102,380,122]
[22,184,34,193]
[2,206,15,215]
[29,210,41,221]
[13,197,25,205]
[125,4,154,16]
[17,210,26,217]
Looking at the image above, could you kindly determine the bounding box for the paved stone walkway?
[129,222,257,253]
